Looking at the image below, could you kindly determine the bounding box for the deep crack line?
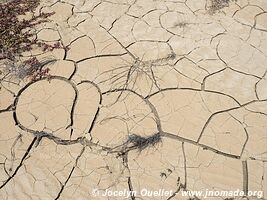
[77,80,103,135]
[54,146,85,200]
[12,76,79,133]
[0,136,37,189]
[161,132,240,159]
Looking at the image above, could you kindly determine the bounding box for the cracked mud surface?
[0,0,267,199]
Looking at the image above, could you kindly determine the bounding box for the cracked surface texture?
[0,0,267,199]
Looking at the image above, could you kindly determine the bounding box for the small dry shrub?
[0,0,63,80]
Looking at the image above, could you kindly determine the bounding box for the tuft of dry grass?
[209,0,237,14]
[127,133,161,151]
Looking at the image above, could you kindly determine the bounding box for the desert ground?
[0,0,267,199]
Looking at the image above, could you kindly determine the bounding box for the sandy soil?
[0,0,267,199]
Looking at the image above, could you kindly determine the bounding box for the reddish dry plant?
[0,0,64,79]
[23,57,52,81]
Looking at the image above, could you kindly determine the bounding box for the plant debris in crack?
[127,133,162,151]
[209,0,237,13]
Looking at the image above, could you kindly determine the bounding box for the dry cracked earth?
[1,0,267,199]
